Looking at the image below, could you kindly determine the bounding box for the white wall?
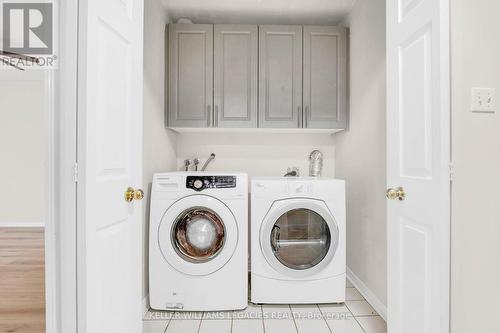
[142,0,177,300]
[451,1,500,332]
[336,0,387,308]
[164,0,355,25]
[175,133,336,178]
[0,72,46,227]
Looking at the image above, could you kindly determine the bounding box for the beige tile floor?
[143,280,386,333]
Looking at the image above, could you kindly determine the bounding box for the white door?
[77,0,144,332]
[387,0,450,332]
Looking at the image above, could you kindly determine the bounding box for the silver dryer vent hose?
[309,150,323,177]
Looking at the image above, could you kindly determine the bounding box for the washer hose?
[201,153,216,171]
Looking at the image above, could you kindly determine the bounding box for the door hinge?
[73,163,79,183]
[449,162,455,182]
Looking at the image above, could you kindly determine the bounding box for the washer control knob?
[193,179,204,190]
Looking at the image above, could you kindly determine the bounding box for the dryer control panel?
[186,176,236,191]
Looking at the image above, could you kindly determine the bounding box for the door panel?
[400,218,431,332]
[168,24,213,128]
[78,0,143,332]
[214,25,258,128]
[399,27,433,179]
[387,0,450,332]
[259,25,302,128]
[303,26,347,129]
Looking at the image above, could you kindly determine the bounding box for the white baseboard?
[0,221,45,228]
[142,294,150,318]
[346,266,387,321]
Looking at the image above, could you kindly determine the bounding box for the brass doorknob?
[125,187,144,202]
[386,187,406,201]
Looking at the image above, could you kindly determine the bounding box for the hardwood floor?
[0,228,45,333]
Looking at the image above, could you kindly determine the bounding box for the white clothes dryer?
[251,177,346,304]
[149,172,248,311]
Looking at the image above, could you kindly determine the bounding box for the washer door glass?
[270,208,331,270]
[173,207,225,263]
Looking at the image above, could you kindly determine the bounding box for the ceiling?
[162,0,357,25]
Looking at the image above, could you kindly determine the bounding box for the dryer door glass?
[270,208,331,270]
[173,207,225,263]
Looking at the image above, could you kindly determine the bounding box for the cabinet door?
[303,26,347,129]
[168,24,213,128]
[259,25,303,128]
[214,25,258,128]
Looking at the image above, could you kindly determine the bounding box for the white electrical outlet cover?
[471,87,496,113]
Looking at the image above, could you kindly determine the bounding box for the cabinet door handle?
[298,106,301,128]
[207,105,211,127]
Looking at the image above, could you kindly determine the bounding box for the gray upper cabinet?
[258,25,303,128]
[166,24,347,131]
[168,24,213,128]
[214,25,258,128]
[303,26,347,129]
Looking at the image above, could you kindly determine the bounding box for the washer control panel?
[186,176,237,191]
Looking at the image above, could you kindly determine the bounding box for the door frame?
[51,0,79,332]
[51,0,452,332]
[0,68,60,331]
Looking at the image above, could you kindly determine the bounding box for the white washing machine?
[251,177,346,304]
[149,172,248,311]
